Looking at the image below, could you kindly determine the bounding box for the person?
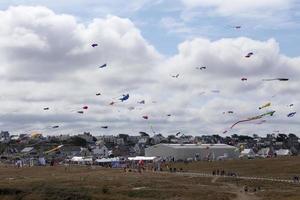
[244,185,248,192]
[212,170,216,175]
[293,176,299,182]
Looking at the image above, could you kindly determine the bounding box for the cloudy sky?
[0,1,300,136]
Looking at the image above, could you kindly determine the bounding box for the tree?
[69,136,87,147]
[276,134,287,142]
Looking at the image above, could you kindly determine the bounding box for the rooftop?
[155,143,236,149]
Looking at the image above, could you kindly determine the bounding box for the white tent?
[128,156,157,161]
[95,157,120,163]
[71,156,92,163]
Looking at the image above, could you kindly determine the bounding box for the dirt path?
[210,176,260,200]
[225,182,260,200]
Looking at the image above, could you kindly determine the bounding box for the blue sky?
[1,1,300,136]
[1,0,299,57]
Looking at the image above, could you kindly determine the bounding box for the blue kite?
[119,94,129,102]
[99,64,107,68]
[287,112,296,117]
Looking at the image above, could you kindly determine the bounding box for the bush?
[102,186,109,194]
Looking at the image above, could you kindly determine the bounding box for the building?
[275,149,291,156]
[20,147,36,155]
[240,149,255,158]
[257,147,274,158]
[92,145,109,157]
[0,131,10,143]
[145,144,239,161]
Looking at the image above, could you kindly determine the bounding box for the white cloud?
[0,6,300,136]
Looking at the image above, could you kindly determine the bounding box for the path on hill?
[226,182,260,200]
[174,171,296,184]
[209,176,259,200]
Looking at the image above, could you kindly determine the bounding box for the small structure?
[95,157,123,168]
[70,156,93,164]
[240,149,255,158]
[21,147,35,154]
[257,147,274,158]
[275,149,291,156]
[128,156,157,161]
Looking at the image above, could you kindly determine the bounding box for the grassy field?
[0,157,299,200]
[172,156,300,179]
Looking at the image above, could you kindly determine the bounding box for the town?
[1,131,299,166]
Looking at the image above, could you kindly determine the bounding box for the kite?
[52,125,59,129]
[142,116,148,120]
[77,111,84,114]
[96,93,101,96]
[241,77,247,81]
[44,145,64,154]
[259,102,271,110]
[128,106,135,111]
[287,112,296,117]
[83,106,88,110]
[109,101,115,105]
[196,66,206,70]
[234,26,241,29]
[99,64,107,68]
[119,94,129,102]
[91,44,98,47]
[167,114,171,117]
[262,78,289,81]
[223,130,228,134]
[138,100,145,104]
[245,52,254,58]
[175,132,181,136]
[172,74,179,78]
[228,111,234,114]
[289,104,294,107]
[211,90,220,93]
[261,110,276,117]
[101,126,108,129]
[230,111,275,129]
[43,107,49,110]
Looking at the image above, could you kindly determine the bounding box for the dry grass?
[171,156,300,179]
[0,156,300,200]
[0,166,234,200]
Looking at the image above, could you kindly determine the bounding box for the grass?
[171,156,300,178]
[0,156,299,199]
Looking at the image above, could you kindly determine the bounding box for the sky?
[0,1,300,136]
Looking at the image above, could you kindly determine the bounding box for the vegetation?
[0,157,299,199]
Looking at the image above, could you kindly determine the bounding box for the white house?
[275,149,291,156]
[257,147,274,157]
[240,149,255,158]
[92,145,109,157]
